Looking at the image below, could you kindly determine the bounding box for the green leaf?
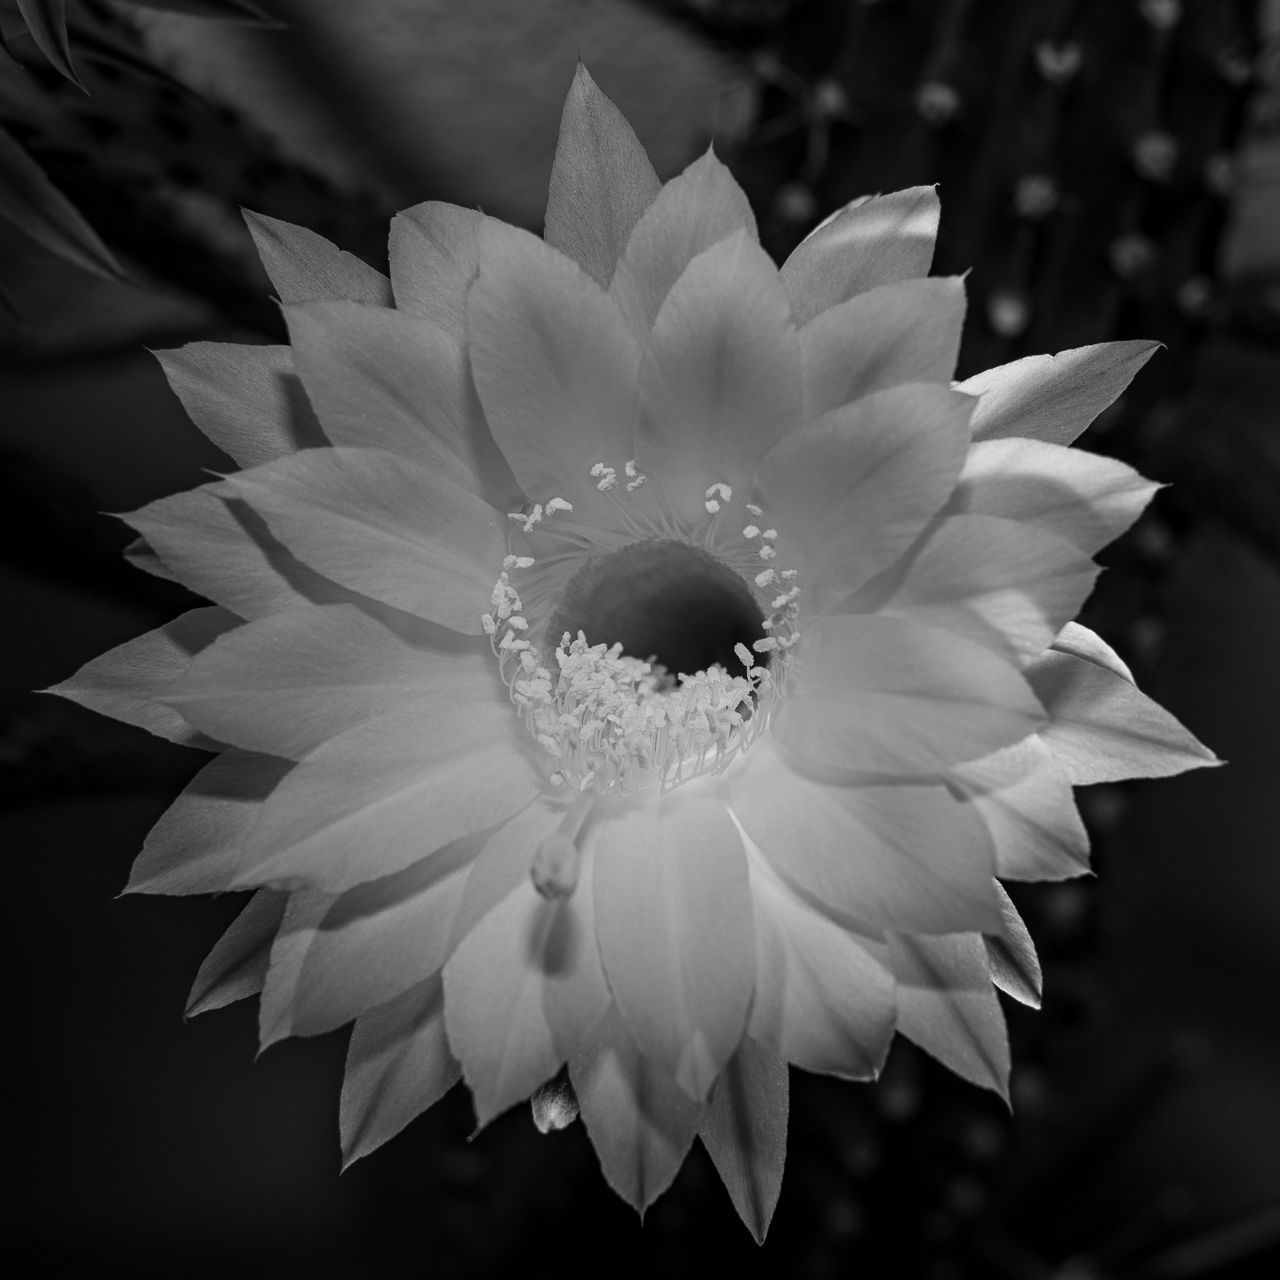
[0,126,127,282]
[16,0,83,90]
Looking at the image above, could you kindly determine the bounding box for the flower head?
[52,65,1216,1240]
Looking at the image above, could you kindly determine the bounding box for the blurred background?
[3,1,1279,1276]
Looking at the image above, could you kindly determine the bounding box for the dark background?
[4,2,1279,1275]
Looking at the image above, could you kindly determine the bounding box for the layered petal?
[186,889,287,1017]
[637,230,801,510]
[570,1005,703,1216]
[609,149,757,338]
[1028,629,1218,783]
[388,202,481,337]
[984,883,1043,1009]
[949,737,1090,881]
[800,276,966,420]
[592,792,755,1100]
[699,1038,789,1244]
[847,514,1099,661]
[222,448,506,633]
[781,187,940,324]
[772,614,1045,775]
[745,849,896,1080]
[243,210,392,306]
[340,975,460,1167]
[468,218,641,511]
[949,437,1158,556]
[444,842,610,1125]
[128,749,293,895]
[961,340,1161,446]
[154,342,324,469]
[733,738,1001,935]
[233,694,542,892]
[49,606,237,748]
[890,932,1010,1100]
[166,604,482,760]
[543,63,660,289]
[755,384,973,614]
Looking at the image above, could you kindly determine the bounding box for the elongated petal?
[121,486,338,620]
[593,793,754,1100]
[168,604,484,759]
[48,606,237,748]
[801,276,966,419]
[1052,620,1133,680]
[756,384,972,613]
[264,832,482,1040]
[569,1005,703,1216]
[388,201,481,336]
[610,150,757,337]
[283,300,500,496]
[544,63,660,288]
[186,889,286,1017]
[949,737,1090,881]
[154,343,324,469]
[129,749,293,895]
[781,187,940,324]
[444,847,609,1125]
[746,854,896,1080]
[961,340,1161,446]
[235,696,542,892]
[773,614,1045,775]
[468,219,641,510]
[1028,645,1218,784]
[890,932,1010,1101]
[734,739,1000,934]
[949,437,1158,556]
[699,1038,788,1244]
[984,883,1042,1009]
[849,514,1099,661]
[243,210,391,306]
[222,448,506,633]
[340,975,460,1167]
[637,230,801,512]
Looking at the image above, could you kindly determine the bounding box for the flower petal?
[234,694,541,893]
[154,342,324,469]
[637,230,801,512]
[699,1038,789,1244]
[185,889,287,1017]
[781,187,940,324]
[543,63,660,289]
[773,614,1045,775]
[222,448,506,633]
[592,792,755,1100]
[48,606,237,748]
[948,737,1090,881]
[243,210,392,306]
[444,846,610,1126]
[984,883,1042,1009]
[609,149,757,337]
[889,932,1010,1101]
[733,738,1001,934]
[801,276,966,420]
[167,603,483,759]
[745,852,896,1080]
[961,340,1161,446]
[128,749,293,895]
[340,974,460,1167]
[388,201,481,337]
[1028,636,1219,783]
[569,1005,703,1216]
[848,514,1099,661]
[756,384,973,614]
[949,437,1159,556]
[467,218,640,510]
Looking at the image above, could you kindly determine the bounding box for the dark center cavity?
[548,539,768,681]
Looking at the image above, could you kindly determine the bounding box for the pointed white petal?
[243,210,391,306]
[388,201,481,337]
[185,889,286,1017]
[984,883,1042,1009]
